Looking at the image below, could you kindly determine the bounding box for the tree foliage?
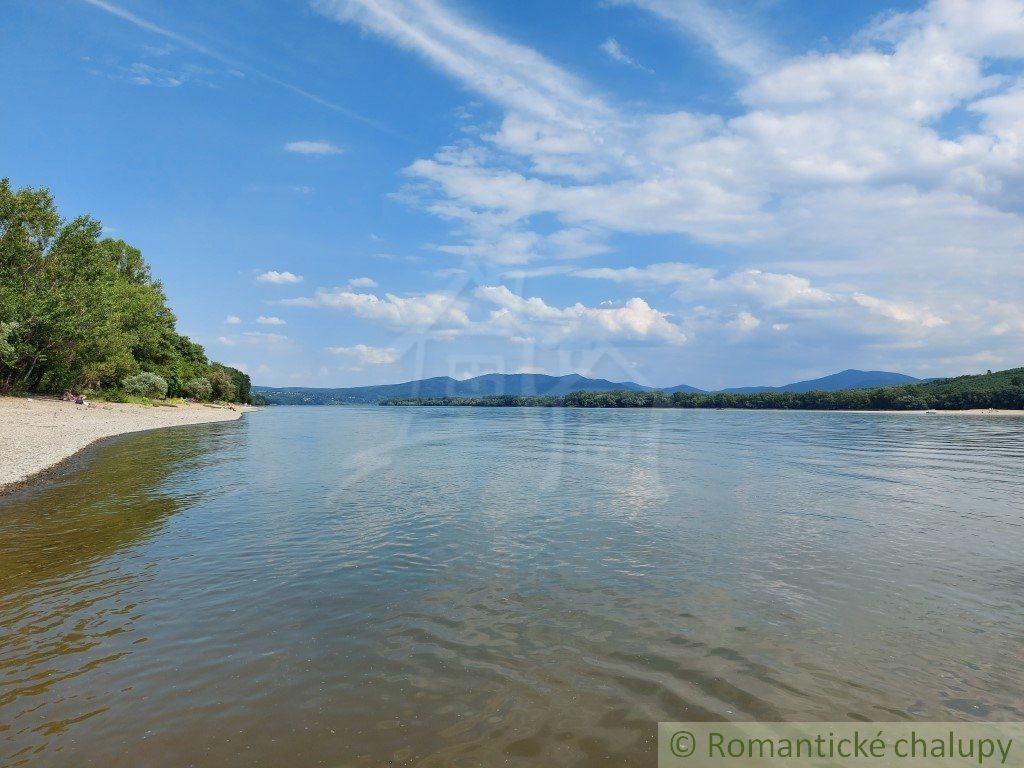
[0,179,252,402]
[184,377,213,401]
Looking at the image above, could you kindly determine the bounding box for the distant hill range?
[254,369,926,405]
[718,369,924,394]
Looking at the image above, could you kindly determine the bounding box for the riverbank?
[0,396,255,493]
[930,409,1024,416]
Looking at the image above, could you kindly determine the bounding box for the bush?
[121,371,168,399]
[184,376,213,401]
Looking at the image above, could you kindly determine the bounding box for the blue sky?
[3,0,1023,388]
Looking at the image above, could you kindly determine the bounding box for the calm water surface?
[1,407,1023,766]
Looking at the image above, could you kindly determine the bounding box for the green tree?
[207,365,237,402]
[0,179,255,403]
[184,377,213,401]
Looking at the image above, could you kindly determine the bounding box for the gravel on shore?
[0,396,254,493]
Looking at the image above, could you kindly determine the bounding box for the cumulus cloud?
[283,288,470,330]
[727,311,762,332]
[476,285,687,345]
[225,314,241,325]
[257,270,304,284]
[257,315,286,325]
[577,261,949,334]
[321,0,1024,261]
[327,344,399,366]
[348,276,379,288]
[313,0,1024,371]
[850,293,947,329]
[284,139,343,155]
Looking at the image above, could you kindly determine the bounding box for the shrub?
[121,371,168,399]
[184,377,213,401]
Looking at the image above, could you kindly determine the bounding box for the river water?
[1,407,1022,766]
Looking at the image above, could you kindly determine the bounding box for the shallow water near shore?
[1,407,1023,767]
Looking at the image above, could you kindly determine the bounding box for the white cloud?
[314,0,612,130]
[476,285,687,345]
[348,276,378,288]
[727,311,762,332]
[257,270,304,284]
[600,37,652,73]
[241,331,289,344]
[577,261,950,335]
[850,293,948,329]
[283,288,470,330]
[256,315,286,325]
[225,314,241,325]
[328,0,1024,247]
[610,0,776,75]
[327,344,399,366]
[219,332,289,346]
[714,270,834,309]
[574,262,715,286]
[284,139,343,155]
[120,61,215,88]
[316,0,1024,367]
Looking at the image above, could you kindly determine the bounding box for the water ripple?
[1,408,1023,766]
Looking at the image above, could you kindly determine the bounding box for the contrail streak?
[79,0,401,137]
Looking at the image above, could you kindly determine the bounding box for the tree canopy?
[0,179,252,402]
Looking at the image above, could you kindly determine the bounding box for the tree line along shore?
[380,367,1024,410]
[0,180,263,405]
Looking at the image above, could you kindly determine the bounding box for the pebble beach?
[0,396,252,493]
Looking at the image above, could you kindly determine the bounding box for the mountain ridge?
[255,369,925,405]
[720,369,923,394]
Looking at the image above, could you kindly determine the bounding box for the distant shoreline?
[377,403,1024,415]
[0,396,255,495]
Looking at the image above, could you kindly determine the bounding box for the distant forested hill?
[254,373,649,404]
[381,368,1024,410]
[256,369,925,404]
[719,369,923,393]
[0,179,254,403]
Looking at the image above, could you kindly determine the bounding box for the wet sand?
[0,396,253,493]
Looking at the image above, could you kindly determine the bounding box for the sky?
[2,0,1023,389]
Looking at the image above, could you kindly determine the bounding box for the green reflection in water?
[0,425,230,762]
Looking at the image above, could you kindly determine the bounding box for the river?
[2,407,1022,766]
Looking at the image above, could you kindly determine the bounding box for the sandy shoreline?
[0,396,255,494]
[925,409,1024,416]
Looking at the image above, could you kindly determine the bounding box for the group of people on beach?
[61,391,86,405]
